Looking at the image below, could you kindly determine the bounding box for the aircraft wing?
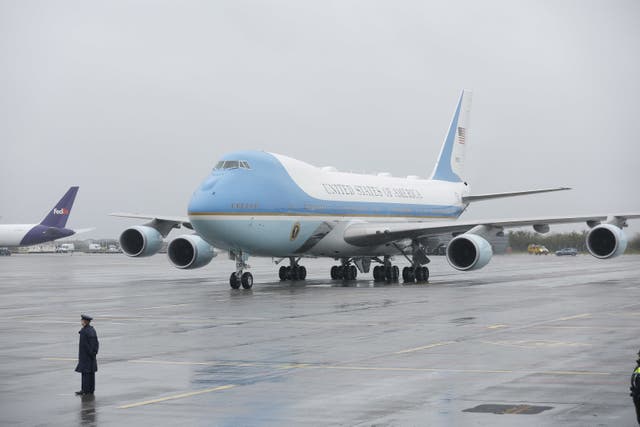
[72,228,95,235]
[462,187,570,203]
[109,213,193,235]
[343,213,640,246]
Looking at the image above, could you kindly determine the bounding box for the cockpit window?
[224,160,240,169]
[213,160,251,171]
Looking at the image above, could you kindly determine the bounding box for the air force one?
[0,186,88,248]
[113,90,640,289]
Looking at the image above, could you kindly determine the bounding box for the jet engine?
[167,235,216,269]
[586,224,627,259]
[446,233,493,271]
[119,226,163,257]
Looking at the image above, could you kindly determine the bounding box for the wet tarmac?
[0,253,639,426]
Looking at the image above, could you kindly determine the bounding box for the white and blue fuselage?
[115,90,639,289]
[188,151,468,258]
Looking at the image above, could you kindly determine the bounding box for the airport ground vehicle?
[113,90,640,289]
[555,247,578,256]
[56,243,75,253]
[528,244,550,255]
[0,248,11,256]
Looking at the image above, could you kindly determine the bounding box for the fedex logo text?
[53,208,69,215]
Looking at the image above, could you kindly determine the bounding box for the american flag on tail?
[457,127,466,144]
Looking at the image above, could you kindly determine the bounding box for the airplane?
[0,186,87,248]
[112,90,640,289]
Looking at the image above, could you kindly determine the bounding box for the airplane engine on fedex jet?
[586,224,627,259]
[168,235,216,269]
[446,233,493,271]
[119,225,163,257]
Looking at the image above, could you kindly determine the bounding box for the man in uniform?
[75,314,99,395]
[631,349,640,425]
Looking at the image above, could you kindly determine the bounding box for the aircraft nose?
[199,176,220,192]
[189,176,219,213]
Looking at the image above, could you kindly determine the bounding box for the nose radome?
[199,176,219,192]
[189,184,212,213]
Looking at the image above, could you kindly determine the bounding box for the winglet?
[430,89,472,182]
[39,186,79,228]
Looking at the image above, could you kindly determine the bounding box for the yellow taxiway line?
[42,357,610,376]
[118,384,236,409]
[41,356,609,409]
[394,341,456,354]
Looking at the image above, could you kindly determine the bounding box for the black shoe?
[75,391,85,395]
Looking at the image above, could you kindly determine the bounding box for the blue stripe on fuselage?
[188,151,463,218]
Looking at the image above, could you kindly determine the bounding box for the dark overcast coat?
[75,325,99,373]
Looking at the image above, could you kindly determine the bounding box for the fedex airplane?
[0,186,85,249]
[113,90,639,289]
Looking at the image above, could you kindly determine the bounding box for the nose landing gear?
[229,251,253,289]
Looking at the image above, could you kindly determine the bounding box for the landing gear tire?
[281,258,306,282]
[384,266,392,281]
[331,264,357,281]
[241,272,253,289]
[421,266,429,283]
[373,266,382,282]
[414,266,429,283]
[279,266,288,281]
[349,265,357,280]
[230,273,241,289]
[374,265,397,282]
[402,266,415,283]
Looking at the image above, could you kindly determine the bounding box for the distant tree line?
[508,231,640,253]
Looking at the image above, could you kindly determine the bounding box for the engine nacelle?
[586,224,627,259]
[119,226,163,257]
[446,233,493,271]
[167,235,216,269]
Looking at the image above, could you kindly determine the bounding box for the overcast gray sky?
[1,0,639,238]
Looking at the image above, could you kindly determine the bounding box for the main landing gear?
[279,257,307,281]
[393,241,430,284]
[372,256,399,283]
[229,251,253,290]
[330,259,358,281]
[401,266,429,284]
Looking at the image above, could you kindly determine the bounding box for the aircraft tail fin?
[39,186,79,228]
[430,89,472,183]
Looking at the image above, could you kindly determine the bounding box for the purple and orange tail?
[39,186,79,229]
